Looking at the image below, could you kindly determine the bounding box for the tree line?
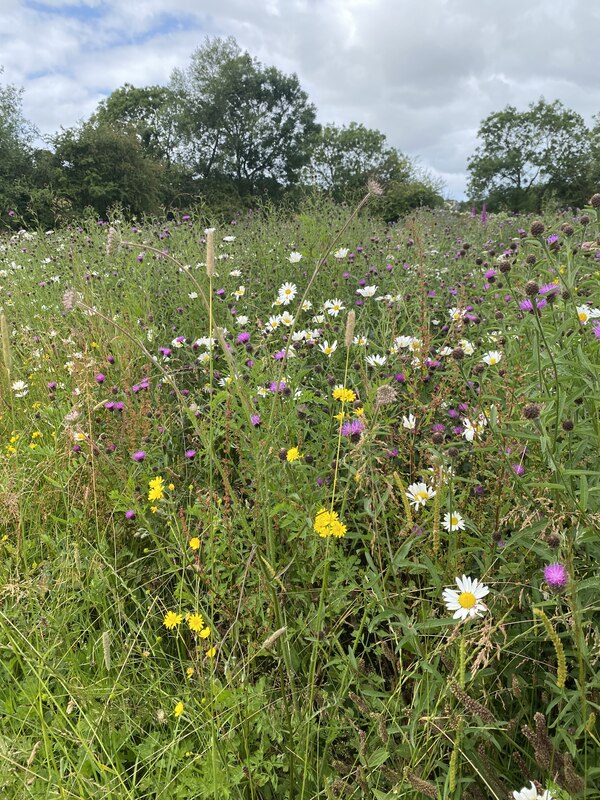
[0,39,443,228]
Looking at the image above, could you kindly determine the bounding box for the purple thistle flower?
[185,449,196,459]
[512,463,525,476]
[341,418,365,440]
[237,331,250,344]
[132,450,146,462]
[95,373,105,383]
[250,414,261,427]
[544,562,568,589]
[125,509,136,520]
[592,323,600,340]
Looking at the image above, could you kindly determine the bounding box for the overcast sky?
[2,0,600,199]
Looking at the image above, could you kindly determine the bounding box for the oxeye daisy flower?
[512,782,556,800]
[324,298,345,317]
[405,482,436,509]
[442,511,465,531]
[481,350,502,365]
[365,353,387,367]
[278,282,297,304]
[333,248,349,259]
[12,380,28,397]
[442,575,489,620]
[288,251,302,263]
[402,413,416,431]
[356,285,377,297]
[163,611,183,630]
[319,340,338,356]
[576,305,600,324]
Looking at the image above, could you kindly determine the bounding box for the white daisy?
[402,413,416,431]
[312,314,325,324]
[442,575,489,620]
[324,298,345,317]
[301,299,312,311]
[267,315,281,331]
[12,380,28,397]
[288,251,303,263]
[366,354,387,367]
[356,285,378,297]
[222,235,236,242]
[278,282,297,305]
[481,350,502,366]
[333,248,349,259]
[319,339,338,356]
[405,482,436,509]
[442,511,465,532]
[235,315,249,326]
[458,339,475,355]
[280,311,295,326]
[512,783,555,800]
[353,335,368,346]
[576,305,600,324]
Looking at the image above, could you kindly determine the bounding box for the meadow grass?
[0,197,599,799]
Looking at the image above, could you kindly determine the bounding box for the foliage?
[52,122,164,217]
[0,69,36,220]
[170,37,321,193]
[467,99,593,211]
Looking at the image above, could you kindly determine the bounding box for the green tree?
[304,122,413,202]
[170,37,320,193]
[467,99,592,211]
[53,122,164,217]
[0,69,36,222]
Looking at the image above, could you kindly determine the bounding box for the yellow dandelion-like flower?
[150,505,158,514]
[286,447,302,463]
[163,611,183,630]
[354,407,365,416]
[174,701,184,718]
[148,476,165,501]
[313,508,347,538]
[168,483,175,491]
[334,411,346,421]
[189,537,201,550]
[199,626,211,639]
[332,387,357,403]
[206,646,217,658]
[187,613,205,633]
[186,667,195,678]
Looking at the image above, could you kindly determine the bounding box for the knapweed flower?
[132,450,146,462]
[332,386,357,403]
[125,509,136,520]
[341,418,365,440]
[185,449,196,459]
[512,782,555,800]
[286,447,302,463]
[442,575,490,620]
[405,482,436,509]
[442,511,465,531]
[313,508,347,538]
[148,476,165,502]
[544,562,568,589]
[163,611,183,630]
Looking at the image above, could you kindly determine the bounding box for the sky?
[2,0,600,199]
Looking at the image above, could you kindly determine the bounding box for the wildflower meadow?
[0,191,599,799]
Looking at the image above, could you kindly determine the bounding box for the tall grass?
[0,198,598,798]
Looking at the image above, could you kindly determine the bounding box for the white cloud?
[2,0,600,198]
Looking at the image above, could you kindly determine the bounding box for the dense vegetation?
[0,192,599,798]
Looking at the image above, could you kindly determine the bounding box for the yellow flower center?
[578,312,588,322]
[451,516,459,527]
[458,591,476,609]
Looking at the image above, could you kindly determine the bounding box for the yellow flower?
[150,506,158,514]
[148,476,165,501]
[163,611,183,630]
[354,407,365,417]
[174,701,184,718]
[334,411,345,421]
[29,442,38,449]
[189,537,201,551]
[168,483,175,491]
[206,646,217,658]
[313,508,347,538]
[286,447,302,463]
[187,613,205,633]
[332,387,356,403]
[31,431,43,439]
[199,626,211,639]
[186,667,194,678]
